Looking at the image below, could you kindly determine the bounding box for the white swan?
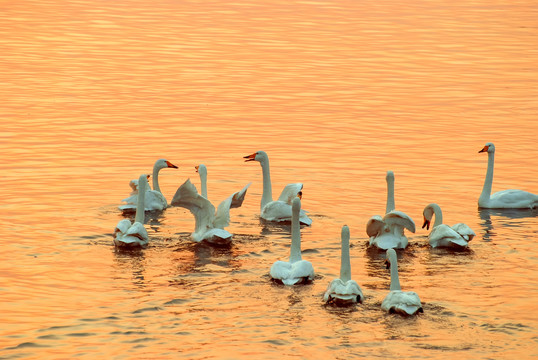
[171,178,250,245]
[119,159,178,212]
[323,225,364,305]
[114,174,149,248]
[270,197,315,285]
[244,151,312,225]
[478,142,538,209]
[381,248,423,316]
[422,203,475,248]
[366,171,415,250]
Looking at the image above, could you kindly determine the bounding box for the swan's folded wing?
[383,211,416,233]
[324,278,364,302]
[171,179,216,225]
[230,182,251,209]
[366,215,384,237]
[277,183,303,204]
[451,223,475,241]
[382,290,422,315]
[429,224,468,248]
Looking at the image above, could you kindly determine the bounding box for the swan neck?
[340,234,351,282]
[152,166,162,193]
[390,260,401,291]
[386,177,395,214]
[200,172,208,199]
[289,206,302,263]
[135,179,146,224]
[479,152,494,206]
[431,203,443,228]
[260,159,273,210]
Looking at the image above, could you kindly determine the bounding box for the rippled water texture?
[1,0,537,358]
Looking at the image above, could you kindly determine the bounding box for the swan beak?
[478,145,489,153]
[244,153,257,162]
[297,191,302,200]
[422,218,430,230]
[384,260,390,269]
[195,165,199,173]
[166,161,179,169]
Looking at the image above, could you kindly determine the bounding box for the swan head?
[422,203,436,230]
[386,170,394,183]
[195,164,207,176]
[155,158,178,170]
[384,248,397,269]
[243,151,268,163]
[479,142,495,154]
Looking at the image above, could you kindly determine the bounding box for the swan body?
[270,198,315,285]
[171,178,250,245]
[366,171,415,250]
[381,249,423,316]
[244,151,312,225]
[324,225,364,305]
[114,174,149,248]
[119,159,178,212]
[478,143,538,209]
[422,203,475,248]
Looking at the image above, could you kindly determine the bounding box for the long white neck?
[152,163,162,193]
[289,199,302,263]
[479,151,495,206]
[135,176,147,224]
[389,255,401,291]
[386,172,395,214]
[429,203,443,228]
[340,226,351,282]
[199,169,208,199]
[260,159,273,211]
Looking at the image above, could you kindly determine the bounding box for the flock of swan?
[113,142,538,315]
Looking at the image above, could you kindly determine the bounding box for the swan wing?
[194,228,232,245]
[366,215,384,237]
[323,278,364,303]
[429,224,469,248]
[451,223,475,241]
[383,210,416,233]
[230,182,251,209]
[270,260,314,285]
[489,189,538,209]
[171,179,216,226]
[114,221,149,247]
[214,195,234,229]
[277,183,303,204]
[370,232,408,250]
[262,200,312,225]
[381,290,423,315]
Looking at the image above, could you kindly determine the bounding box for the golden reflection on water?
[1,0,537,358]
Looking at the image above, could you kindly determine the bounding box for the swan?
[478,142,538,209]
[244,151,312,225]
[270,197,315,285]
[171,178,251,245]
[422,203,475,248]
[119,159,178,212]
[114,174,149,248]
[381,248,423,316]
[366,171,415,250]
[323,225,364,305]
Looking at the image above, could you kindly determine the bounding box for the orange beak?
[478,145,489,153]
[166,161,178,169]
[297,191,303,200]
[422,217,430,230]
[195,165,199,173]
[244,153,257,162]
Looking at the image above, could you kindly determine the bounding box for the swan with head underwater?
[382,248,423,316]
[119,158,178,213]
[323,225,364,305]
[171,167,251,245]
[422,203,475,249]
[366,171,416,250]
[243,151,312,225]
[270,197,315,285]
[478,142,538,209]
[114,174,150,248]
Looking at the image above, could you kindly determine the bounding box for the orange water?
[1,0,537,358]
